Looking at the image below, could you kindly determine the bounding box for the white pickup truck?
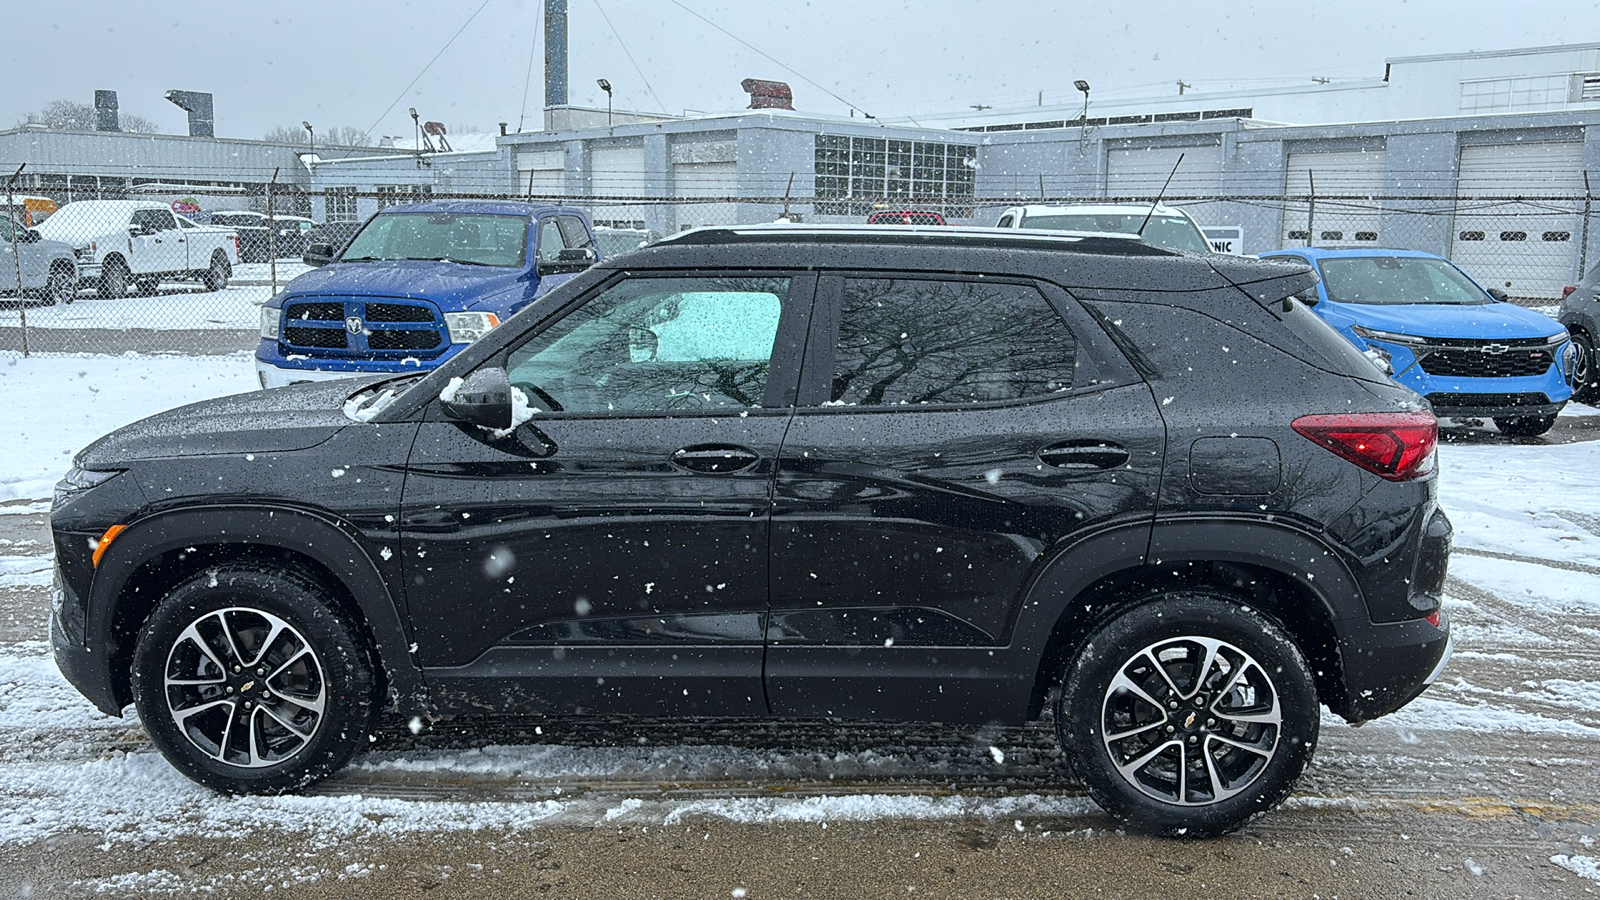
[36,200,240,297]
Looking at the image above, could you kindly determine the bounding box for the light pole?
[597,78,613,135]
[302,121,314,158]
[1074,80,1091,155]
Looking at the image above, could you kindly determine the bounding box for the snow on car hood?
[1328,300,1566,341]
[74,378,385,467]
[279,259,526,307]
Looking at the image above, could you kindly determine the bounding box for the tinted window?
[830,278,1075,406]
[1319,256,1491,306]
[341,213,529,267]
[555,215,594,250]
[132,209,177,232]
[507,276,790,413]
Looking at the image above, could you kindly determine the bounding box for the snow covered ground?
[0,353,1597,893]
[0,284,271,332]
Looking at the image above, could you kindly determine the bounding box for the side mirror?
[1487,287,1509,302]
[440,367,513,430]
[303,242,336,267]
[129,225,144,237]
[536,246,597,276]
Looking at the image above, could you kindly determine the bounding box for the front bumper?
[51,608,124,716]
[1328,607,1452,723]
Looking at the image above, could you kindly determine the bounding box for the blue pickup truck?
[255,200,599,388]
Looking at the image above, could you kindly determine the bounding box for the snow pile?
[0,354,259,501]
[1552,855,1600,883]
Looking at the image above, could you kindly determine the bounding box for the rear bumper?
[1328,607,1452,723]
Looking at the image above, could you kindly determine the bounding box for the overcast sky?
[6,0,1596,141]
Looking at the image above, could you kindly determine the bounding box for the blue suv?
[256,201,598,388]
[1261,248,1574,436]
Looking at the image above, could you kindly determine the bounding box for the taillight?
[1562,285,1577,299]
[1292,412,1438,481]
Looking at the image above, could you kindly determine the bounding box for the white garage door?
[672,160,738,229]
[516,149,566,197]
[591,146,647,197]
[1451,142,1585,301]
[1107,143,1222,197]
[1281,148,1387,249]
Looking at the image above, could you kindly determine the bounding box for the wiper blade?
[437,257,493,266]
[339,256,383,262]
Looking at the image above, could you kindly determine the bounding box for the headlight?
[444,311,501,344]
[1351,325,1429,346]
[260,305,280,340]
[53,466,122,507]
[1362,345,1394,375]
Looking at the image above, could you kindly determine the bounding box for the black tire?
[202,252,231,291]
[131,564,374,794]
[44,266,76,306]
[1571,330,1599,405]
[1057,590,1318,838]
[1494,413,1558,437]
[98,257,129,299]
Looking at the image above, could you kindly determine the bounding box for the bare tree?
[22,99,158,133]
[263,124,371,148]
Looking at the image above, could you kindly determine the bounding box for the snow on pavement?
[0,353,259,501]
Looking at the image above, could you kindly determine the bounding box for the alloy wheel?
[163,606,326,768]
[1099,635,1281,806]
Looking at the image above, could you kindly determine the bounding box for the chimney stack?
[94,91,120,132]
[544,0,568,108]
[164,90,214,137]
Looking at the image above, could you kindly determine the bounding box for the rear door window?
[827,277,1077,406]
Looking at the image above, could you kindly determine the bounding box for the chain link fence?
[3,188,1595,358]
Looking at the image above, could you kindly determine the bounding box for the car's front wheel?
[1570,330,1599,405]
[1058,590,1318,838]
[131,564,374,794]
[1494,413,1558,437]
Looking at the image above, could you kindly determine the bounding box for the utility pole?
[267,167,280,294]
[1177,80,1191,95]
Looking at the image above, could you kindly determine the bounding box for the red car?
[866,211,947,226]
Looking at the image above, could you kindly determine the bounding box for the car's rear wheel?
[98,257,129,299]
[202,252,231,291]
[131,564,374,794]
[1571,330,1599,405]
[1058,590,1318,838]
[1494,413,1558,437]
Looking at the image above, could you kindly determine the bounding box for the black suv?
[50,226,1453,837]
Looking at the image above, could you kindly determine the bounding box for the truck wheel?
[45,265,76,306]
[1058,590,1318,838]
[202,253,231,291]
[98,257,130,299]
[131,564,375,794]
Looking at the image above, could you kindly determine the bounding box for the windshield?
[1318,256,1492,305]
[339,212,530,267]
[1018,213,1209,252]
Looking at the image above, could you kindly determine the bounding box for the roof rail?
[660,223,1173,255]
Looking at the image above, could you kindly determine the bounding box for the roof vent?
[741,79,794,110]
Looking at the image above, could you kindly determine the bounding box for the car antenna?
[1137,153,1184,236]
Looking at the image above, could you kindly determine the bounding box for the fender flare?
[89,503,426,713]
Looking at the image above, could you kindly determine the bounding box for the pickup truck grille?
[280,299,445,357]
[1416,336,1556,378]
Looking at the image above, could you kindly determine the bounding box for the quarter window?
[507,276,791,413]
[829,278,1076,406]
